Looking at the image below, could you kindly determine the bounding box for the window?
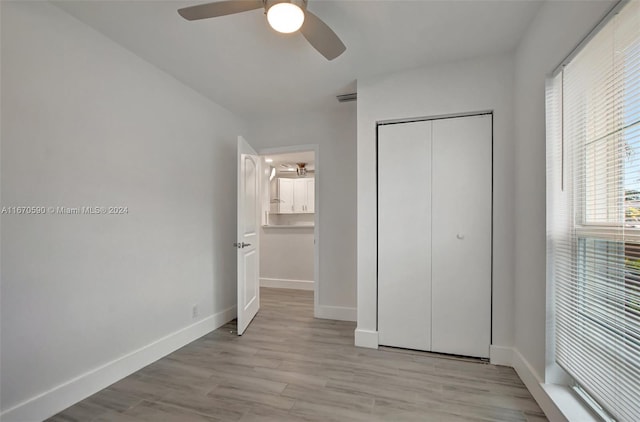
[547,1,640,420]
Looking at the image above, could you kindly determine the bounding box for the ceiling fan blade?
[178,0,263,21]
[300,11,346,61]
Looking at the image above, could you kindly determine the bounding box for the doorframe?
[257,144,320,317]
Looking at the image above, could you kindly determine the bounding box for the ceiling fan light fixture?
[178,0,344,60]
[267,1,305,33]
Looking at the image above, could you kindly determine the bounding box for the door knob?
[456,234,465,240]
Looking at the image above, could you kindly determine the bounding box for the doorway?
[258,146,319,315]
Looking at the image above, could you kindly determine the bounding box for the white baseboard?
[512,348,568,422]
[1,306,237,422]
[314,305,356,321]
[489,345,513,366]
[354,328,379,349]
[260,277,314,291]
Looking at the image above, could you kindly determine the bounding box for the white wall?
[0,2,245,420]
[356,54,516,354]
[260,227,315,285]
[512,0,612,388]
[247,106,357,318]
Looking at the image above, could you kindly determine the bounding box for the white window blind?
[547,1,640,420]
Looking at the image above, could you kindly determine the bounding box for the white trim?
[260,277,314,291]
[541,385,600,422]
[354,328,379,349]
[262,225,314,229]
[378,109,493,125]
[489,345,513,366]
[257,144,320,318]
[315,305,356,322]
[1,306,237,422]
[512,348,599,422]
[512,348,565,422]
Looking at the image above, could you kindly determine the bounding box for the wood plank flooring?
[48,288,547,422]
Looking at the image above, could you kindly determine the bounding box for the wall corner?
[489,345,514,366]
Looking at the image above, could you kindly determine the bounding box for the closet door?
[431,115,491,358]
[378,121,432,351]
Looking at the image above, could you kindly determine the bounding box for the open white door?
[236,136,260,335]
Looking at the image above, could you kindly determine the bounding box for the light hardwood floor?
[48,288,547,422]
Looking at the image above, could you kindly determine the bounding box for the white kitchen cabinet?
[304,178,315,213]
[276,177,314,214]
[277,178,294,214]
[377,114,492,359]
[293,179,306,213]
[293,178,315,213]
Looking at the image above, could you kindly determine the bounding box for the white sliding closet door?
[431,115,491,358]
[378,121,432,351]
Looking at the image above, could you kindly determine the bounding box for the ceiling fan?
[279,162,314,176]
[178,0,346,60]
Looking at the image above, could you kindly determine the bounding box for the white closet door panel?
[378,121,432,351]
[431,115,491,358]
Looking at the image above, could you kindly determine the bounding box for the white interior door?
[237,136,260,335]
[378,121,433,351]
[431,115,492,358]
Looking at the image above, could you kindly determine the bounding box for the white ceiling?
[265,151,315,174]
[54,0,543,119]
